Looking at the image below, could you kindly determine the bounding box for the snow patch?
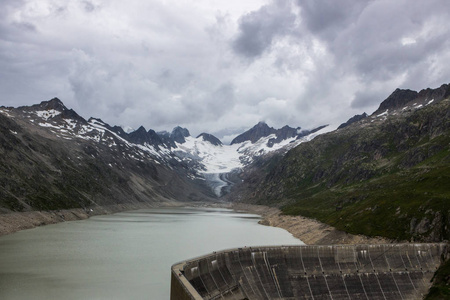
[38,122,61,129]
[377,110,388,117]
[35,110,61,120]
[0,109,12,117]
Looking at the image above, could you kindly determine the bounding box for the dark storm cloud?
[232,0,298,58]
[298,0,370,37]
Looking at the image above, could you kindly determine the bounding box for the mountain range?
[0,97,327,212]
[1,83,449,243]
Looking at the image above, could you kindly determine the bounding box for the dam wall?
[170,243,447,300]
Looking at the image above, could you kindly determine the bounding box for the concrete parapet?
[170,243,448,300]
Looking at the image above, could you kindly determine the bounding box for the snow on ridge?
[35,109,61,120]
[0,109,13,117]
[175,128,328,175]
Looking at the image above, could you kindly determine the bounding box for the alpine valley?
[0,96,327,213]
[1,83,449,245]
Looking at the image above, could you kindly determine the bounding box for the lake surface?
[0,207,303,299]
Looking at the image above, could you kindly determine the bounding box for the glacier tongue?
[175,136,243,173]
[172,127,331,196]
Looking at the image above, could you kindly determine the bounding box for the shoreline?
[1,200,391,246]
[231,203,392,245]
[0,198,184,237]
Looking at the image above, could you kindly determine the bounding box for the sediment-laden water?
[0,207,302,299]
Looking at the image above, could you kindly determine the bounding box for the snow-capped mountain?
[0,97,328,197]
[169,122,329,196]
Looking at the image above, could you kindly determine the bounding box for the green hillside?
[240,99,450,242]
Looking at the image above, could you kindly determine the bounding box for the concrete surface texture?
[170,243,447,300]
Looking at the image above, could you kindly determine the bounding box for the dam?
[170,243,447,300]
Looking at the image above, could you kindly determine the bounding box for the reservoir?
[0,207,302,299]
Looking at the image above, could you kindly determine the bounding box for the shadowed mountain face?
[229,83,450,243]
[170,126,190,143]
[197,133,223,146]
[0,101,215,212]
[231,122,277,144]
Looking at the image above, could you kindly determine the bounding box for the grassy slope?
[425,258,450,300]
[249,99,450,242]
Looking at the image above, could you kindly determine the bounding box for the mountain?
[0,99,215,213]
[373,83,450,115]
[196,133,222,146]
[127,126,165,149]
[374,88,418,114]
[170,126,190,143]
[229,83,450,243]
[171,123,328,196]
[231,122,276,144]
[337,112,368,129]
[0,97,325,205]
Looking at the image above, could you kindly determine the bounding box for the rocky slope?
[230,84,450,243]
[0,99,214,213]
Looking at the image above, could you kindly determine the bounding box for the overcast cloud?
[1,0,450,143]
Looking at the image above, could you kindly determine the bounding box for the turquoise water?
[0,207,303,299]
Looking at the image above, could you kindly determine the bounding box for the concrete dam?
[170,243,447,300]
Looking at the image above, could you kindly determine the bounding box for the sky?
[1,0,450,143]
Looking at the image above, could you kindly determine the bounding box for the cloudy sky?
[1,0,450,142]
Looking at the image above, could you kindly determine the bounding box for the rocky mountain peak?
[416,83,450,102]
[277,125,301,140]
[128,126,163,147]
[170,126,190,143]
[134,126,147,134]
[338,112,368,129]
[197,133,222,146]
[231,122,276,144]
[374,88,418,114]
[37,97,68,111]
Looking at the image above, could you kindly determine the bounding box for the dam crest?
[171,243,447,300]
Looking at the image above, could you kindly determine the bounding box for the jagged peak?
[171,126,190,136]
[374,88,418,115]
[254,121,270,128]
[171,126,190,143]
[230,122,275,145]
[38,97,68,111]
[134,126,147,133]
